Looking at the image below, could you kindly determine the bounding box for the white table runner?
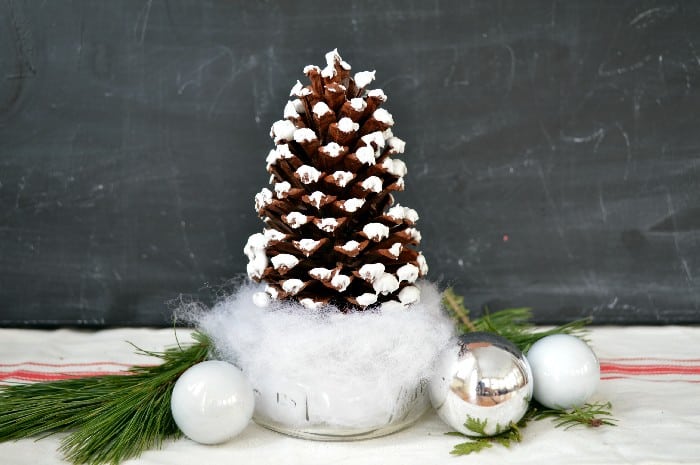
[1,326,699,465]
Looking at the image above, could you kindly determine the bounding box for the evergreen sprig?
[442,287,590,353]
[529,401,617,429]
[448,402,616,456]
[0,331,211,465]
[447,416,523,456]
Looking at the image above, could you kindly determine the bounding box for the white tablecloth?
[1,326,699,465]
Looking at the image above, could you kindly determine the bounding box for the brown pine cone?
[245,49,428,310]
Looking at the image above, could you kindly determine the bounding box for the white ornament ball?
[171,360,255,444]
[526,334,600,409]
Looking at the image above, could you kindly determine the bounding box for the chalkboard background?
[1,0,699,326]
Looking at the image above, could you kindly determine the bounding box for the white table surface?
[1,326,699,465]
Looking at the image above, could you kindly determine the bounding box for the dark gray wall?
[1,0,698,326]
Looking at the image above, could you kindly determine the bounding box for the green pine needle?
[529,401,617,429]
[448,417,522,456]
[0,331,211,465]
[442,287,590,353]
[464,416,490,436]
[450,437,493,455]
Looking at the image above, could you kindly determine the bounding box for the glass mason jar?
[252,377,430,440]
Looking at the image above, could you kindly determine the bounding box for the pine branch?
[442,287,590,353]
[529,401,617,429]
[442,288,476,332]
[0,332,210,465]
[464,416,489,436]
[450,437,493,455]
[448,416,522,456]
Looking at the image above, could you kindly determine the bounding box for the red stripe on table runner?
[599,359,700,382]
[0,361,135,368]
[0,361,158,384]
[600,362,700,375]
[3,359,700,384]
[0,369,131,383]
[602,357,700,363]
[601,376,700,383]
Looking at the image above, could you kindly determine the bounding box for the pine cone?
[244,49,428,310]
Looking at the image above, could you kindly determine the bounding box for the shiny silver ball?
[429,332,533,436]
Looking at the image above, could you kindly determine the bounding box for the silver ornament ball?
[429,332,533,436]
